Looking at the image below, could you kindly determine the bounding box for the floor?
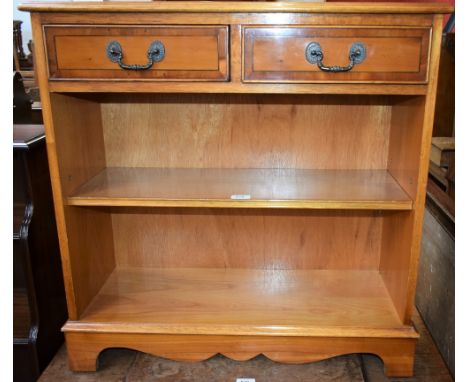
[39,312,453,382]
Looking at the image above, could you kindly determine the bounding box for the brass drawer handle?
[305,42,366,73]
[106,40,165,70]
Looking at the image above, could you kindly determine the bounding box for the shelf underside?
[66,268,417,339]
[68,168,412,210]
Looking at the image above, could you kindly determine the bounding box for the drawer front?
[243,27,430,83]
[45,26,229,81]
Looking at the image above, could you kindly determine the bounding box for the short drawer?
[243,27,430,83]
[45,26,229,81]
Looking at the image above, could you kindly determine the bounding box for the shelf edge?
[48,81,429,95]
[67,198,413,210]
[63,320,419,339]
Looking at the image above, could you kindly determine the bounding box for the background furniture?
[14,19,42,125]
[415,24,455,377]
[13,124,67,382]
[14,20,38,95]
[14,21,33,71]
[21,1,452,377]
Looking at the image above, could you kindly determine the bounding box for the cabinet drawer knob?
[106,40,165,70]
[305,42,366,73]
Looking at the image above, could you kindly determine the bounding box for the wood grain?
[379,211,414,323]
[45,312,452,379]
[39,346,365,381]
[243,27,429,83]
[18,2,454,14]
[64,331,417,376]
[37,10,435,96]
[387,96,425,201]
[401,14,446,324]
[22,3,449,377]
[68,168,412,210]
[62,207,116,318]
[110,209,383,269]
[24,76,116,319]
[45,26,228,81]
[64,267,416,338]
[13,288,31,338]
[48,81,428,95]
[46,93,116,318]
[65,331,417,376]
[30,12,81,319]
[35,11,435,93]
[380,16,445,324]
[37,12,435,28]
[49,94,106,195]
[99,93,392,170]
[381,95,425,323]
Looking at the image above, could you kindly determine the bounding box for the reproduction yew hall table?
[19,1,453,376]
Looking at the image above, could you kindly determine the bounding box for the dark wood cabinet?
[13,124,67,382]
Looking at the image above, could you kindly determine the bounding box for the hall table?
[19,1,453,376]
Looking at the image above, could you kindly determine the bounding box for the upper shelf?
[67,167,412,210]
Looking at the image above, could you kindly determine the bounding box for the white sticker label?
[236,379,255,382]
[230,194,251,200]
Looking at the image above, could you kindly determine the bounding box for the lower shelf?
[65,267,417,339]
